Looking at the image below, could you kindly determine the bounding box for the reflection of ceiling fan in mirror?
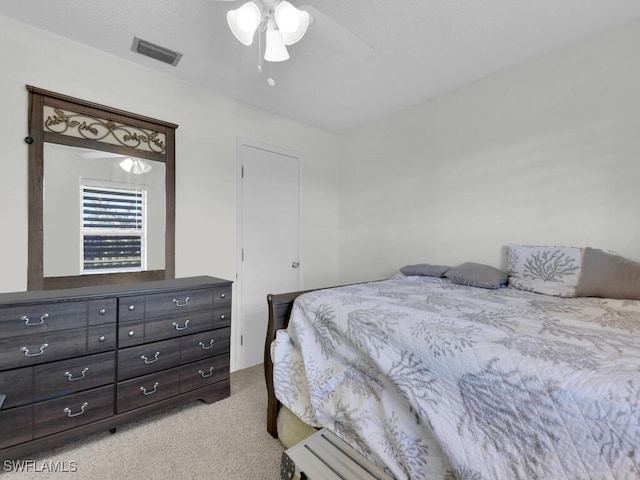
[80,149,152,175]
[214,0,374,79]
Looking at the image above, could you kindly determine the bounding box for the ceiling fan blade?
[299,4,374,61]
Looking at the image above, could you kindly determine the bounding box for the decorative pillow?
[445,262,508,289]
[575,248,640,300]
[504,243,582,297]
[400,264,450,277]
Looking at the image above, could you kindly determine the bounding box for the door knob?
[291,261,300,268]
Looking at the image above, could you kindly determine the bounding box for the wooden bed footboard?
[264,289,313,438]
[264,281,380,437]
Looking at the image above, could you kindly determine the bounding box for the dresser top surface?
[0,276,232,306]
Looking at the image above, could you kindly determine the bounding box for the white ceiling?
[1,0,639,133]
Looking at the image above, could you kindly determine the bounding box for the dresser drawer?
[179,354,229,395]
[117,319,146,348]
[88,324,117,353]
[116,369,180,413]
[117,295,146,322]
[212,306,231,330]
[118,310,215,348]
[118,288,214,323]
[33,352,115,402]
[180,328,231,365]
[0,302,82,340]
[0,405,32,449]
[144,310,214,343]
[212,286,231,308]
[117,338,181,381]
[87,298,118,326]
[145,288,214,318]
[33,385,113,439]
[0,329,88,370]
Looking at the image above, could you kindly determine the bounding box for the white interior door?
[236,140,301,370]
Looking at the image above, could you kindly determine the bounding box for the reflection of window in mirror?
[81,183,147,274]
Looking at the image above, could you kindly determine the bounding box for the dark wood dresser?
[0,276,231,461]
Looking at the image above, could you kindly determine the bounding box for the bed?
[264,245,640,479]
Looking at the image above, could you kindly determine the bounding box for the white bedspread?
[271,276,640,479]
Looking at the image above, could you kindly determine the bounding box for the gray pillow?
[575,248,640,300]
[400,263,450,277]
[445,262,508,289]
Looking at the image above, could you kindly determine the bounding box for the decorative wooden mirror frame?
[27,86,177,290]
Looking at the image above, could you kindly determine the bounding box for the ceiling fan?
[79,150,153,175]
[213,0,374,69]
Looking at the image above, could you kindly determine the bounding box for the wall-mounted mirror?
[27,86,177,290]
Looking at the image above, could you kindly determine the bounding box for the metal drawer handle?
[199,367,214,378]
[140,382,159,396]
[64,402,88,418]
[220,314,226,320]
[199,339,215,350]
[141,352,160,364]
[172,296,190,307]
[99,308,107,316]
[172,319,190,331]
[220,293,226,299]
[21,313,48,326]
[65,367,89,381]
[21,343,49,357]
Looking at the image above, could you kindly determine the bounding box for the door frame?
[234,137,304,371]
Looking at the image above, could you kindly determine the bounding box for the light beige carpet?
[2,364,284,479]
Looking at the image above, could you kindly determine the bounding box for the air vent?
[131,37,183,66]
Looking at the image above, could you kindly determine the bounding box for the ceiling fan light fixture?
[274,1,309,45]
[227,1,262,46]
[264,26,289,62]
[120,157,152,175]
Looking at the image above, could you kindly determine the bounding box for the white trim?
[233,137,304,372]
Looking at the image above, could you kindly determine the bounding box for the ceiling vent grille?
[131,37,183,66]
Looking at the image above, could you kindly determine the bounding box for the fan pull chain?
[257,28,263,72]
[267,61,275,86]
[255,24,275,86]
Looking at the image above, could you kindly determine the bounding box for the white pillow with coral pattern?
[504,243,583,297]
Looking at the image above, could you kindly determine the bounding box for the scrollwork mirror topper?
[44,106,166,154]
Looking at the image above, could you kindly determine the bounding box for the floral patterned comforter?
[271,275,640,479]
